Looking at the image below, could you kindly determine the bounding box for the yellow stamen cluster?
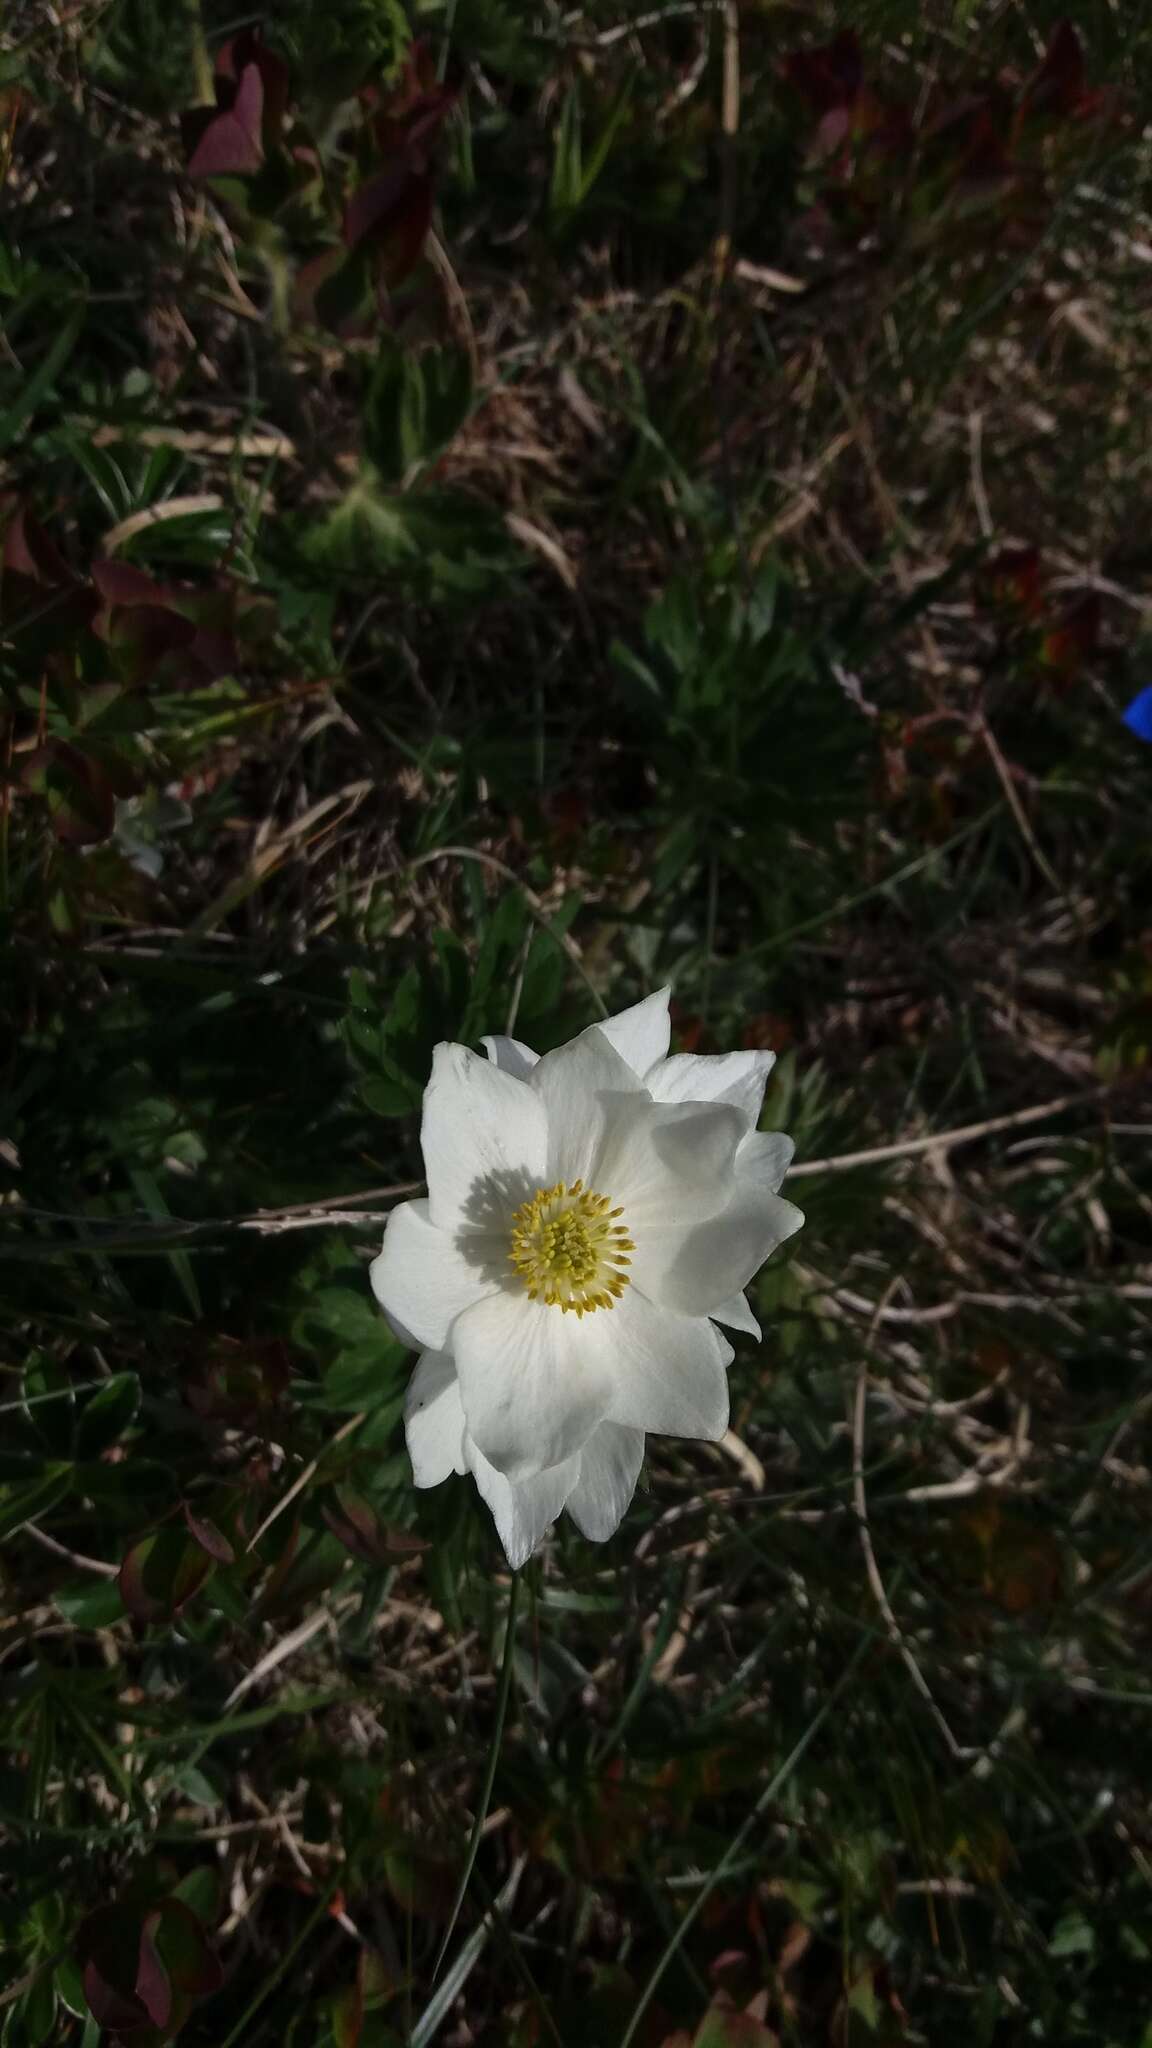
[508,1179,634,1315]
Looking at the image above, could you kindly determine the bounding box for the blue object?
[1122,686,1152,742]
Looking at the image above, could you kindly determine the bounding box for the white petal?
[453,1289,612,1481]
[528,1027,644,1187]
[405,1350,467,1487]
[710,1291,762,1339]
[465,1436,579,1568]
[370,1198,497,1350]
[422,1042,548,1234]
[594,987,671,1077]
[481,1034,539,1082]
[648,1049,776,1129]
[565,1422,645,1542]
[583,1290,732,1440]
[595,1097,745,1230]
[629,1184,804,1318]
[735,1128,795,1193]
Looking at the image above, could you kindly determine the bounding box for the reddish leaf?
[782,31,863,115]
[151,1900,224,2001]
[0,494,71,585]
[217,29,290,142]
[332,1950,396,2048]
[1020,21,1096,120]
[333,1976,364,2048]
[19,740,119,847]
[91,561,246,692]
[0,499,98,656]
[708,1952,755,2000]
[947,101,1013,184]
[342,165,433,282]
[322,1487,429,1565]
[90,559,165,607]
[542,786,590,850]
[184,1337,292,1427]
[339,40,455,285]
[295,248,373,337]
[77,1896,221,2043]
[980,546,1045,621]
[118,1523,214,1623]
[182,1505,236,1564]
[182,30,290,177]
[742,1011,792,1053]
[1040,592,1101,682]
[105,601,200,676]
[79,1906,149,2033]
[185,63,267,176]
[135,1919,174,2030]
[775,1920,811,1976]
[77,1906,167,2036]
[368,39,456,159]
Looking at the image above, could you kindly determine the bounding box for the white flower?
[370,987,803,1568]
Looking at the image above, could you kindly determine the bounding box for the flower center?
[508,1179,634,1315]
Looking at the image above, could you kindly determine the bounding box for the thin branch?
[405,846,608,1018]
[245,1412,366,1554]
[976,713,1063,896]
[851,1288,974,1761]
[222,1597,356,1712]
[21,1524,118,1578]
[786,1085,1109,1179]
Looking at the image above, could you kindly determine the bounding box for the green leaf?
[55,1952,88,2020]
[152,1897,223,2000]
[75,1373,141,1457]
[421,346,473,463]
[462,890,529,1037]
[298,1282,383,1348]
[0,299,85,454]
[118,1524,215,1623]
[312,246,373,334]
[693,2013,777,2047]
[319,1347,406,1419]
[362,339,427,486]
[362,1071,421,1116]
[1049,1911,1096,1958]
[300,476,517,592]
[549,73,636,220]
[53,1578,125,1628]
[21,1355,76,1457]
[171,1867,221,1924]
[0,1464,72,1544]
[549,86,583,215]
[17,1967,58,2045]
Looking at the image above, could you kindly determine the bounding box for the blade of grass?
[617,1620,879,2048]
[432,1570,521,1981]
[744,805,1001,958]
[216,1886,338,2048]
[413,1855,527,2048]
[591,1564,693,1769]
[0,300,85,454]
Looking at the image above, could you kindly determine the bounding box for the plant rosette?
[371,989,802,1565]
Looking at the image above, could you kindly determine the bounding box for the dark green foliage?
[257,0,410,99]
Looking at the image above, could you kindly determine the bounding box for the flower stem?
[433,1570,521,1981]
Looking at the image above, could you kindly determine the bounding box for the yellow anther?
[508,1179,633,1314]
